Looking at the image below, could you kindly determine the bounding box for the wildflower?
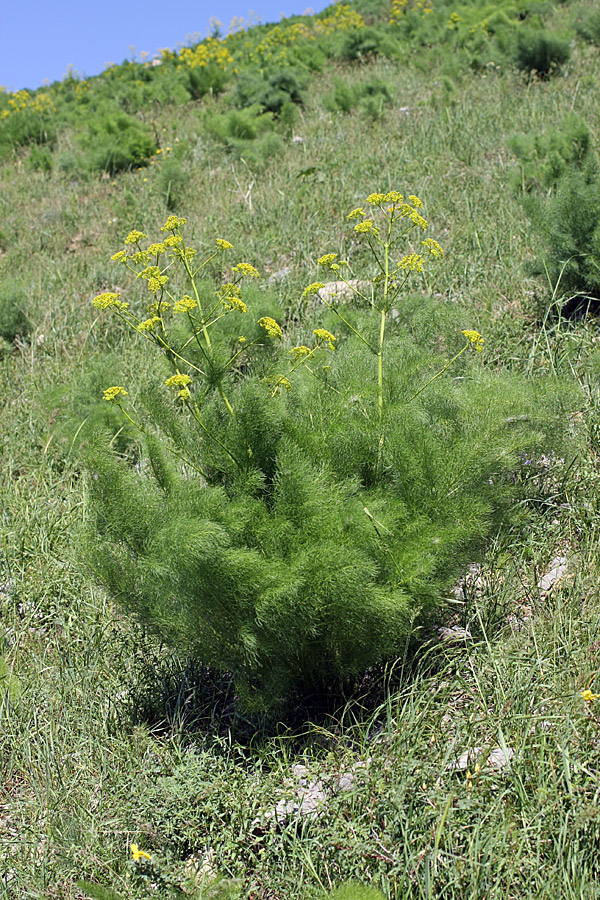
[409,195,424,209]
[165,373,192,387]
[290,345,311,360]
[318,253,338,266]
[147,301,171,312]
[238,336,247,343]
[131,844,152,862]
[163,234,182,248]
[366,193,385,204]
[93,292,122,309]
[581,689,600,703]
[222,296,247,313]
[354,219,376,234]
[161,215,187,231]
[462,329,485,352]
[233,262,259,278]
[148,275,169,293]
[137,316,161,332]
[347,207,365,220]
[268,374,292,392]
[398,253,425,272]
[177,387,191,401]
[124,230,147,245]
[103,386,128,401]
[130,250,151,265]
[146,242,166,255]
[421,238,443,258]
[384,191,404,203]
[216,238,234,249]
[313,328,336,350]
[258,317,282,339]
[302,282,325,299]
[173,296,197,313]
[110,250,128,262]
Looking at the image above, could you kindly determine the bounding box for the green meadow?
[3,1,600,897]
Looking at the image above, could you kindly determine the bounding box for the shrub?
[0,278,31,344]
[157,157,187,211]
[86,199,577,712]
[576,8,600,45]
[513,28,572,76]
[232,67,306,116]
[323,77,392,116]
[205,105,285,167]
[510,116,600,298]
[77,109,157,174]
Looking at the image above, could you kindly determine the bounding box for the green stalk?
[376,220,392,475]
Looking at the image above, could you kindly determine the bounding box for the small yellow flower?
[302,282,325,299]
[290,345,312,360]
[398,253,425,272]
[137,316,161,332]
[147,275,169,293]
[147,242,166,255]
[221,295,247,313]
[384,191,404,204]
[366,193,385,204]
[421,238,444,258]
[173,296,198,314]
[216,238,234,249]
[581,689,600,703]
[462,329,485,352]
[347,207,365,220]
[313,328,336,350]
[110,250,128,262]
[165,373,192,387]
[93,292,122,309]
[268,374,292,392]
[409,194,424,209]
[130,843,152,861]
[177,387,191,401]
[163,234,183,248]
[124,230,147,245]
[317,253,338,266]
[238,336,247,343]
[233,262,259,278]
[258,316,282,339]
[160,215,187,231]
[103,386,128,401]
[354,219,376,234]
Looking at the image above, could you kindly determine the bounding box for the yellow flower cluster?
[313,328,336,350]
[318,253,338,266]
[178,37,234,70]
[232,262,259,278]
[398,253,425,272]
[582,689,600,703]
[222,296,248,313]
[258,316,282,338]
[124,230,147,245]
[173,296,198,314]
[93,292,127,310]
[0,88,56,120]
[302,282,326,299]
[161,216,187,231]
[103,386,128,401]
[390,0,434,24]
[165,373,192,387]
[461,330,485,352]
[290,345,312,360]
[216,239,234,250]
[421,238,443,258]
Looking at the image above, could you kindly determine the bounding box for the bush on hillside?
[576,8,600,45]
[86,201,578,712]
[232,68,306,116]
[205,105,285,167]
[323,77,392,116]
[0,279,31,345]
[510,116,600,299]
[513,28,571,76]
[77,109,157,174]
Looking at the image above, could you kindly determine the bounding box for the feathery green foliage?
[85,200,578,711]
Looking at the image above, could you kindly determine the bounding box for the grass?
[3,0,600,896]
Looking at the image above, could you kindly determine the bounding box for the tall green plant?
[87,196,576,710]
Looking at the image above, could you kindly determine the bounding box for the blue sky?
[1,0,332,92]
